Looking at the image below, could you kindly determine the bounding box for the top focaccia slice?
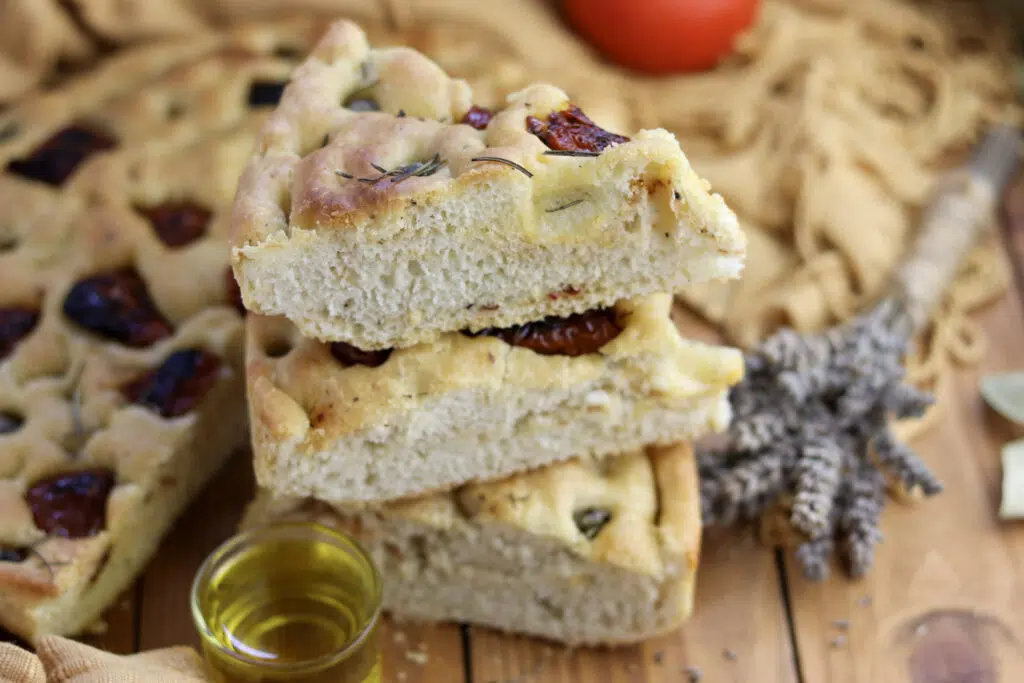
[230,20,746,350]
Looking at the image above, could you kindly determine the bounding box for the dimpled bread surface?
[231,20,746,349]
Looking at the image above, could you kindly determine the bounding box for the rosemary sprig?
[66,364,88,455]
[543,150,602,158]
[470,156,534,178]
[546,199,585,213]
[335,153,448,186]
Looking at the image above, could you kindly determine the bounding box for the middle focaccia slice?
[246,293,742,504]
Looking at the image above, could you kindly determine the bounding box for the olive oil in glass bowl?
[191,522,382,683]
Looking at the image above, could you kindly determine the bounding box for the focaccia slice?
[231,20,745,350]
[243,442,702,646]
[247,293,742,503]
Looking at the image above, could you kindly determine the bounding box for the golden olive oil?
[192,523,381,683]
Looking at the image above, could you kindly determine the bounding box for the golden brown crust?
[229,20,745,348]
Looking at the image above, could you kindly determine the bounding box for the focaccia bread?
[0,15,337,199]
[243,442,701,646]
[231,20,746,350]
[247,293,743,503]
[0,27,302,636]
[0,193,245,641]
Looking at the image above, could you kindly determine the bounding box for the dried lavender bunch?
[699,299,940,579]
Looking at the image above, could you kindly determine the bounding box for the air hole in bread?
[344,94,380,112]
[0,546,28,562]
[0,410,24,434]
[273,45,304,60]
[166,101,187,120]
[537,596,565,619]
[264,337,293,358]
[573,507,611,540]
[330,342,392,368]
[407,260,425,277]
[247,80,288,108]
[0,233,18,252]
[0,121,18,143]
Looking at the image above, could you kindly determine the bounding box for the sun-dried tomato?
[62,268,172,348]
[466,307,621,356]
[6,125,118,186]
[135,202,211,248]
[0,307,39,359]
[461,105,494,130]
[121,349,221,418]
[525,105,628,153]
[25,468,117,539]
[330,342,392,368]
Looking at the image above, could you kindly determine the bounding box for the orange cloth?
[0,637,208,683]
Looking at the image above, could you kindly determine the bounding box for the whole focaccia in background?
[243,442,702,646]
[0,187,246,641]
[231,20,745,350]
[0,18,351,641]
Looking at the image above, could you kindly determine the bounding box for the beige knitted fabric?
[0,637,207,683]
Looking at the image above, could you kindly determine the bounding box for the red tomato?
[562,0,760,74]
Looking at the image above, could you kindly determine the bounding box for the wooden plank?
[80,585,139,655]
[137,451,254,651]
[784,250,1024,683]
[382,622,466,683]
[468,527,799,683]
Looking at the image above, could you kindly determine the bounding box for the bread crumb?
[684,665,703,682]
[832,619,850,631]
[405,650,429,666]
[397,672,407,681]
[393,631,407,644]
[723,648,738,661]
[653,650,664,665]
[830,634,848,649]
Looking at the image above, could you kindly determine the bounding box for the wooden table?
[5,225,1024,682]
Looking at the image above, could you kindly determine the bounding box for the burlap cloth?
[0,638,206,683]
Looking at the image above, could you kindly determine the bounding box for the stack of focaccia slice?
[233,21,746,645]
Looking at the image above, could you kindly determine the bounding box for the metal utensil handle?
[891,125,1021,330]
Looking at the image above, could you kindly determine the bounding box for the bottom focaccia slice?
[242,442,701,646]
[248,293,743,504]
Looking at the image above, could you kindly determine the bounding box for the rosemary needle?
[543,150,602,157]
[546,199,585,213]
[470,156,534,178]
